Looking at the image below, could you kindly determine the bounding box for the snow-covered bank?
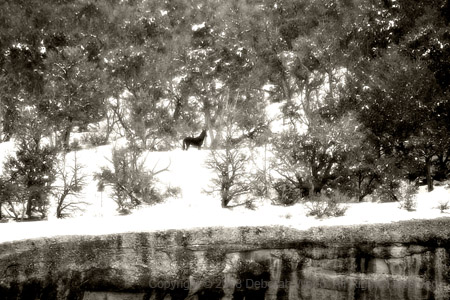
[1,184,449,244]
[0,140,449,244]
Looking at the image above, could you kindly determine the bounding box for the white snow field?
[0,139,449,243]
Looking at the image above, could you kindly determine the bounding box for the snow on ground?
[0,140,449,243]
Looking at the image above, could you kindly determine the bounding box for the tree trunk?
[361,174,376,202]
[2,104,16,142]
[263,143,268,197]
[56,192,68,219]
[435,153,449,181]
[205,110,215,149]
[426,156,433,192]
[26,196,33,219]
[62,129,71,150]
[358,172,364,202]
[281,77,292,101]
[61,119,73,151]
[221,197,228,208]
[313,183,322,194]
[221,185,229,208]
[173,96,183,121]
[104,110,114,143]
[327,68,333,100]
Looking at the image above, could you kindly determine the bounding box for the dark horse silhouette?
[182,129,207,150]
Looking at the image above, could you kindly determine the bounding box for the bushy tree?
[106,46,175,149]
[272,113,364,199]
[345,0,450,191]
[42,45,107,150]
[350,46,450,192]
[0,1,110,144]
[0,116,56,220]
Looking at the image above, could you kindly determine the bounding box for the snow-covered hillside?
[0,139,449,244]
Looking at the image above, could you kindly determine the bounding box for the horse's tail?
[182,139,186,150]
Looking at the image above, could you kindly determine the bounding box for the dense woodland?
[0,0,449,219]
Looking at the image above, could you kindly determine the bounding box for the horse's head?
[201,129,207,138]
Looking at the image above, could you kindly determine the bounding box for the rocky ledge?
[1,218,450,300]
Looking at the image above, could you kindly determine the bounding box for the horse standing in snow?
[182,129,207,150]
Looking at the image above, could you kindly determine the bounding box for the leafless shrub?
[305,191,348,218]
[95,145,172,214]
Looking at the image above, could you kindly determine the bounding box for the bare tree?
[206,146,252,208]
[205,115,254,209]
[53,151,87,218]
[95,145,172,214]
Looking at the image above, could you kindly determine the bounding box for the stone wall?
[1,218,450,299]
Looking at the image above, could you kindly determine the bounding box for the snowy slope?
[0,139,449,243]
